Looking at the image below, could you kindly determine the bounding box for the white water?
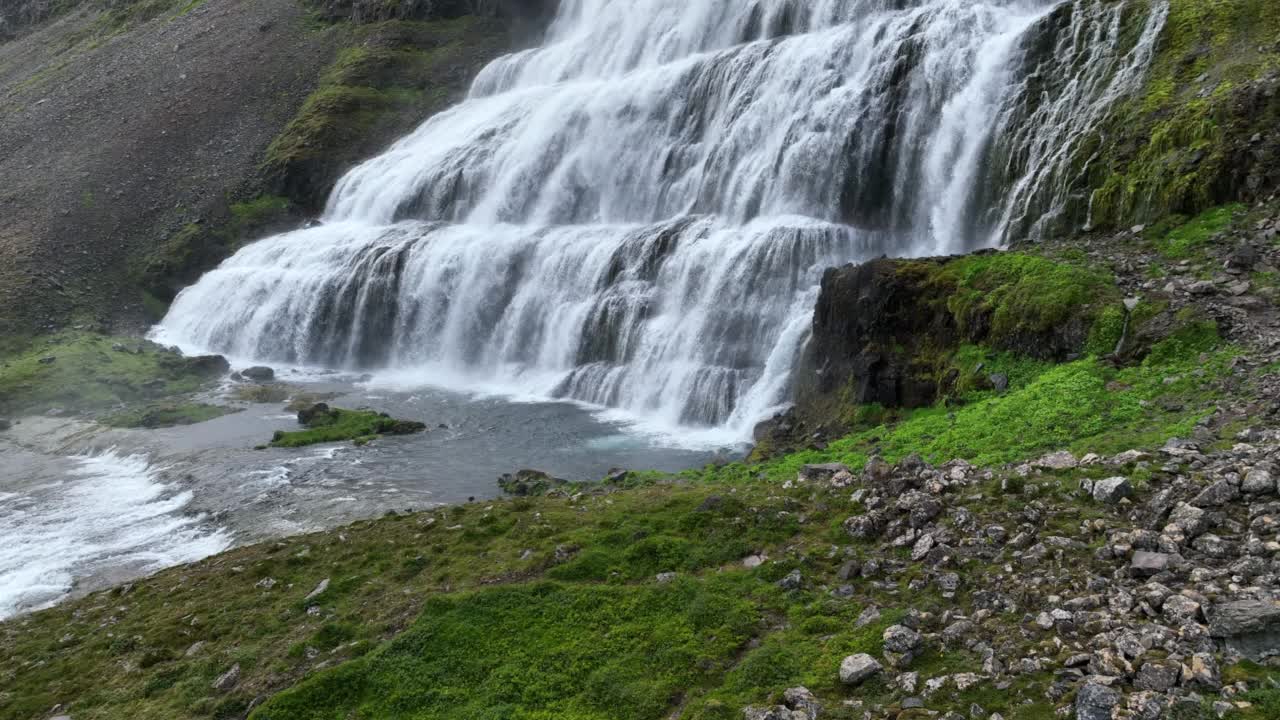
[158,0,1167,441]
[0,449,230,619]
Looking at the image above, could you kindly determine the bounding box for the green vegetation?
[235,384,291,404]
[1086,0,1280,228]
[1150,204,1245,259]
[937,252,1119,348]
[269,407,427,447]
[102,402,237,428]
[263,17,508,211]
[0,332,226,416]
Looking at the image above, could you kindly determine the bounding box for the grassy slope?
[2,221,1275,719]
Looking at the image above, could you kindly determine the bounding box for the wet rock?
[241,365,275,381]
[839,653,882,686]
[1208,599,1280,661]
[184,354,231,376]
[297,402,332,425]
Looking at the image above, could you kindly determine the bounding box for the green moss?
[1085,0,1280,228]
[1153,204,1244,258]
[269,407,426,447]
[235,384,291,404]
[102,403,237,428]
[0,332,226,416]
[938,253,1119,349]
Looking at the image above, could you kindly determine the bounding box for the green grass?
[268,407,426,447]
[252,578,761,720]
[0,332,226,416]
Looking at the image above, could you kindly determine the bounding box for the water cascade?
[159,0,1168,438]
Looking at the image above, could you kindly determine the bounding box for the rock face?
[1208,599,1280,661]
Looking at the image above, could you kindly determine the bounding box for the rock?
[1182,652,1221,689]
[497,469,566,496]
[211,663,240,692]
[896,491,943,527]
[778,569,803,590]
[1130,551,1175,578]
[1167,502,1211,538]
[1074,680,1120,720]
[843,511,885,540]
[839,653,882,686]
[185,354,231,376]
[743,554,766,569]
[655,572,676,584]
[297,402,332,425]
[782,687,821,720]
[1134,662,1179,692]
[1161,594,1201,624]
[304,578,329,602]
[798,463,850,483]
[0,418,9,431]
[1092,476,1132,503]
[1226,243,1258,271]
[38,355,56,364]
[1242,466,1275,495]
[1208,599,1280,661]
[989,373,1009,392]
[1034,451,1078,470]
[241,365,275,381]
[882,624,922,668]
[1192,479,1239,507]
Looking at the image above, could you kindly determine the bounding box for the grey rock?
[304,578,330,602]
[1208,599,1280,661]
[1167,502,1210,537]
[1134,662,1179,692]
[798,463,851,484]
[1243,467,1276,495]
[1034,451,1078,470]
[896,491,943,528]
[1192,479,1239,507]
[1162,595,1201,624]
[883,624,922,667]
[655,572,677,583]
[843,511,885,540]
[1092,476,1132,503]
[839,653,882,686]
[1074,681,1120,720]
[211,663,240,692]
[778,569,803,590]
[241,365,275,381]
[782,686,821,720]
[1130,551,1175,578]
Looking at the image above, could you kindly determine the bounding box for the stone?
[839,653,882,686]
[1183,652,1221,689]
[782,687,821,720]
[1242,467,1275,495]
[843,512,885,540]
[305,578,329,602]
[1092,476,1132,503]
[1130,551,1175,578]
[1134,662,1179,692]
[883,624,922,667]
[1034,451,1078,470]
[241,365,275,381]
[1167,502,1211,538]
[1162,595,1201,624]
[211,664,240,692]
[798,463,851,484]
[778,570,803,590]
[1192,479,1239,507]
[743,554,766,569]
[1074,681,1120,720]
[989,373,1009,392]
[896,491,943,528]
[655,572,676,583]
[1208,599,1280,661]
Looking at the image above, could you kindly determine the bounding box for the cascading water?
[157,0,1168,439]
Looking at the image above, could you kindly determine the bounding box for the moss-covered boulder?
[269,404,427,447]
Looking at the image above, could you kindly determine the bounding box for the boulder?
[1034,451,1078,470]
[1242,466,1275,495]
[241,365,275,381]
[798,463,850,483]
[1208,599,1280,661]
[1166,503,1211,538]
[1091,476,1132,503]
[1192,479,1239,507]
[211,663,240,692]
[297,403,333,425]
[882,624,922,668]
[185,354,231,376]
[839,653,882,686]
[1129,551,1176,578]
[1074,680,1120,720]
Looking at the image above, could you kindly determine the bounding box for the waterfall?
[157,0,1168,439]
